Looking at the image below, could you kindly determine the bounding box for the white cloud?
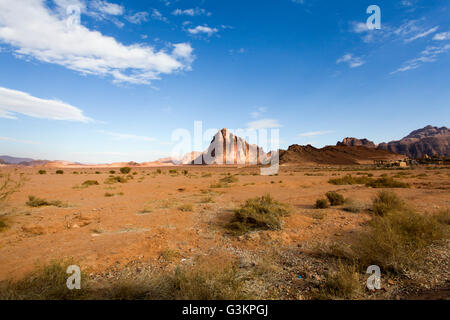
[0,86,91,122]
[336,54,365,68]
[351,22,369,34]
[404,26,439,43]
[0,0,194,85]
[246,119,282,130]
[172,8,210,17]
[91,0,123,16]
[433,32,450,41]
[126,12,149,24]
[298,130,335,137]
[98,130,157,142]
[187,25,218,36]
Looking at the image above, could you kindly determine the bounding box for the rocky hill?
[337,137,376,148]
[178,128,268,165]
[377,125,449,159]
[279,144,403,165]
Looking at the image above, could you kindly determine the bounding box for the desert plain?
[0,164,449,300]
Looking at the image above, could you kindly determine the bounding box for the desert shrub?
[366,177,410,188]
[315,199,329,209]
[109,170,115,174]
[326,192,345,206]
[104,192,114,197]
[182,170,188,175]
[200,197,214,204]
[26,196,66,208]
[38,170,46,175]
[434,208,450,226]
[99,264,249,300]
[73,171,78,175]
[104,176,127,184]
[169,169,178,174]
[0,260,89,300]
[55,170,64,175]
[156,169,162,174]
[0,216,8,232]
[342,198,366,213]
[220,175,238,184]
[328,175,373,185]
[82,180,99,187]
[202,173,212,178]
[313,261,362,300]
[227,195,289,235]
[371,190,404,216]
[0,174,23,203]
[120,167,131,174]
[178,204,193,212]
[352,208,446,273]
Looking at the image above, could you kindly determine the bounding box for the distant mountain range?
[1,125,448,167]
[337,125,449,159]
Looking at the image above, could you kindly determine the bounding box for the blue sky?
[0,0,449,163]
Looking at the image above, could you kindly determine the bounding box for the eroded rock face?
[180,129,267,165]
[337,138,376,148]
[377,126,449,159]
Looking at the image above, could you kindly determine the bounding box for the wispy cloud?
[250,107,268,119]
[98,130,157,142]
[246,119,282,130]
[391,43,450,74]
[125,11,149,24]
[298,130,335,137]
[0,1,194,85]
[172,8,211,17]
[433,31,450,41]
[337,54,365,68]
[0,86,91,122]
[151,8,167,22]
[0,136,40,145]
[404,26,439,43]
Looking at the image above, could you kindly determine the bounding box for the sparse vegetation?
[178,204,194,212]
[366,176,410,188]
[326,191,345,206]
[342,198,366,213]
[82,180,99,187]
[220,175,238,184]
[26,196,67,208]
[371,190,404,216]
[109,170,116,174]
[315,199,329,209]
[56,170,64,175]
[328,175,372,185]
[38,170,46,175]
[104,176,127,184]
[120,167,131,174]
[227,195,289,235]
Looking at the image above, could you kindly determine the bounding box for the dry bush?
[26,196,67,208]
[82,180,99,187]
[366,176,410,188]
[104,176,127,184]
[371,190,404,216]
[342,198,366,213]
[219,175,239,184]
[0,260,89,300]
[315,199,329,209]
[120,167,131,174]
[227,194,289,235]
[313,261,362,300]
[178,204,193,212]
[326,191,345,206]
[328,175,373,185]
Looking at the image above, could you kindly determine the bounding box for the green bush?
[326,192,345,206]
[38,170,46,175]
[104,176,127,184]
[55,170,64,175]
[328,175,373,185]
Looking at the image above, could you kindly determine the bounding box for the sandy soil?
[0,165,449,298]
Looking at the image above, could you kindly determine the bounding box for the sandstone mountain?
[279,144,403,165]
[337,137,376,148]
[178,128,268,165]
[377,125,449,159]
